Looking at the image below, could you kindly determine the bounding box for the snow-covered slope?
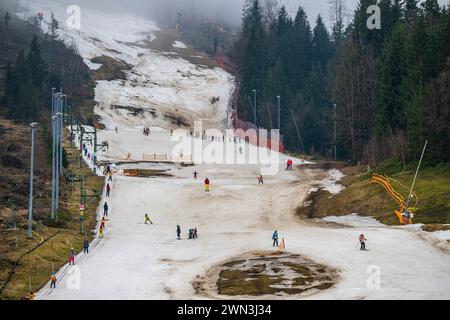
[22,1,450,300]
[21,0,234,133]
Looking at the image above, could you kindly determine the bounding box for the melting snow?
[322,213,385,227]
[173,41,187,49]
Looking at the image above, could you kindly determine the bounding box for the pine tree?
[312,15,332,70]
[4,12,11,30]
[238,0,268,122]
[376,24,409,137]
[28,34,48,88]
[50,12,59,40]
[287,6,312,92]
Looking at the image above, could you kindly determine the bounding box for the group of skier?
[176,225,198,240]
[143,127,151,136]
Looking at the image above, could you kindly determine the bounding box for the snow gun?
[370,174,416,225]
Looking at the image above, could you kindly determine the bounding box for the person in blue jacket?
[272,230,279,247]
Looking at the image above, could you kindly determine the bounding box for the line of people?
[45,153,116,293]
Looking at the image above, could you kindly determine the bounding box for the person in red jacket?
[204,177,210,192]
[69,248,75,265]
[106,183,111,197]
[359,234,367,251]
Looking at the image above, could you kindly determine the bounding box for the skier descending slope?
[204,177,210,192]
[257,174,264,184]
[145,213,153,224]
[359,234,367,251]
[177,225,181,239]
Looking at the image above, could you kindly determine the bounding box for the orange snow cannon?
[370,174,412,225]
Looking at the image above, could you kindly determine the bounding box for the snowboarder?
[177,225,181,240]
[50,272,57,288]
[83,238,89,254]
[69,248,75,265]
[272,230,279,247]
[258,174,264,184]
[193,171,198,179]
[106,183,111,197]
[144,213,153,224]
[103,202,109,216]
[204,177,210,192]
[359,234,367,251]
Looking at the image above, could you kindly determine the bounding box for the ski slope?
[25,2,450,300]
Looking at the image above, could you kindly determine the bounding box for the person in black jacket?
[83,238,89,253]
[103,202,109,217]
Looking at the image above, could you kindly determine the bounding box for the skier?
[144,213,153,225]
[69,248,75,265]
[50,272,57,289]
[106,183,111,197]
[359,234,367,251]
[100,217,106,230]
[83,238,89,254]
[204,177,210,192]
[286,159,293,171]
[177,225,181,240]
[257,174,264,184]
[108,171,113,182]
[188,229,193,239]
[193,171,198,179]
[99,227,104,238]
[193,228,198,238]
[115,126,118,133]
[272,230,279,247]
[103,202,109,217]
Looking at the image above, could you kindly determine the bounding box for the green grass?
[0,134,104,300]
[302,160,450,225]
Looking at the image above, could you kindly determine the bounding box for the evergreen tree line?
[2,34,49,121]
[1,12,91,123]
[232,0,450,165]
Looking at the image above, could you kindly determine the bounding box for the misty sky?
[66,0,362,27]
[14,0,450,29]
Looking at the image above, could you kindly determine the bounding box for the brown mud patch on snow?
[193,251,339,299]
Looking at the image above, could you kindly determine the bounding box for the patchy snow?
[20,0,159,69]
[428,230,450,241]
[323,213,385,228]
[27,1,450,301]
[22,0,235,131]
[319,169,344,195]
[173,41,187,49]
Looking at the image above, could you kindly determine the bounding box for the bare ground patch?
[193,251,339,299]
